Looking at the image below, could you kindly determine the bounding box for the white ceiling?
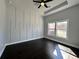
[7,0,79,16]
[45,0,67,11]
[44,0,79,16]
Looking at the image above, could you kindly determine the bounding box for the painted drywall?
[0,0,6,57]
[43,5,79,48]
[6,0,43,44]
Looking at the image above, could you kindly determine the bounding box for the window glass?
[48,23,55,36]
[56,21,67,38]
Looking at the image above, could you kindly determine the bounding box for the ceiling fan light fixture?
[41,2,44,6]
[33,0,53,8]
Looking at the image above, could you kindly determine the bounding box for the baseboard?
[45,37,79,49]
[0,46,6,58]
[5,37,43,46]
[0,37,43,58]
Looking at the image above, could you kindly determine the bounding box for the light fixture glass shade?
[41,2,44,6]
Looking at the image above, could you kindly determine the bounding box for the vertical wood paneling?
[0,0,6,56]
[7,0,43,43]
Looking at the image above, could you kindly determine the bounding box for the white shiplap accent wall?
[6,0,43,44]
[0,0,6,57]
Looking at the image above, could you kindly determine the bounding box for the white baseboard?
[0,37,43,58]
[0,46,6,58]
[45,37,79,49]
[5,37,43,46]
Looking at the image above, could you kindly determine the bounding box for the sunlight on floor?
[48,43,79,59]
[53,49,57,56]
[60,50,79,59]
[58,45,79,59]
[58,45,76,56]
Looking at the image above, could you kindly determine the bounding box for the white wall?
[0,0,6,57]
[6,0,43,44]
[43,5,79,48]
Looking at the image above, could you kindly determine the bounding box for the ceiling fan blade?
[44,0,53,3]
[33,0,41,3]
[34,1,41,3]
[44,4,48,8]
[41,0,44,2]
[38,5,41,8]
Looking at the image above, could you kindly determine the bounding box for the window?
[48,20,68,39]
[48,23,55,36]
[56,21,67,38]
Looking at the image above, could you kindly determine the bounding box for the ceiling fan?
[33,0,53,8]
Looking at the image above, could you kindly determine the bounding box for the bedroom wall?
[0,0,6,57]
[43,5,79,48]
[6,0,43,44]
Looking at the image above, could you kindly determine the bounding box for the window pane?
[48,23,55,36]
[56,21,67,38]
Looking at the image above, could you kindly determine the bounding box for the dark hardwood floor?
[1,38,79,59]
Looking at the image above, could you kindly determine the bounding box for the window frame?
[47,19,68,39]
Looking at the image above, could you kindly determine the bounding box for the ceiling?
[44,0,79,16]
[7,0,79,16]
[44,0,67,11]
